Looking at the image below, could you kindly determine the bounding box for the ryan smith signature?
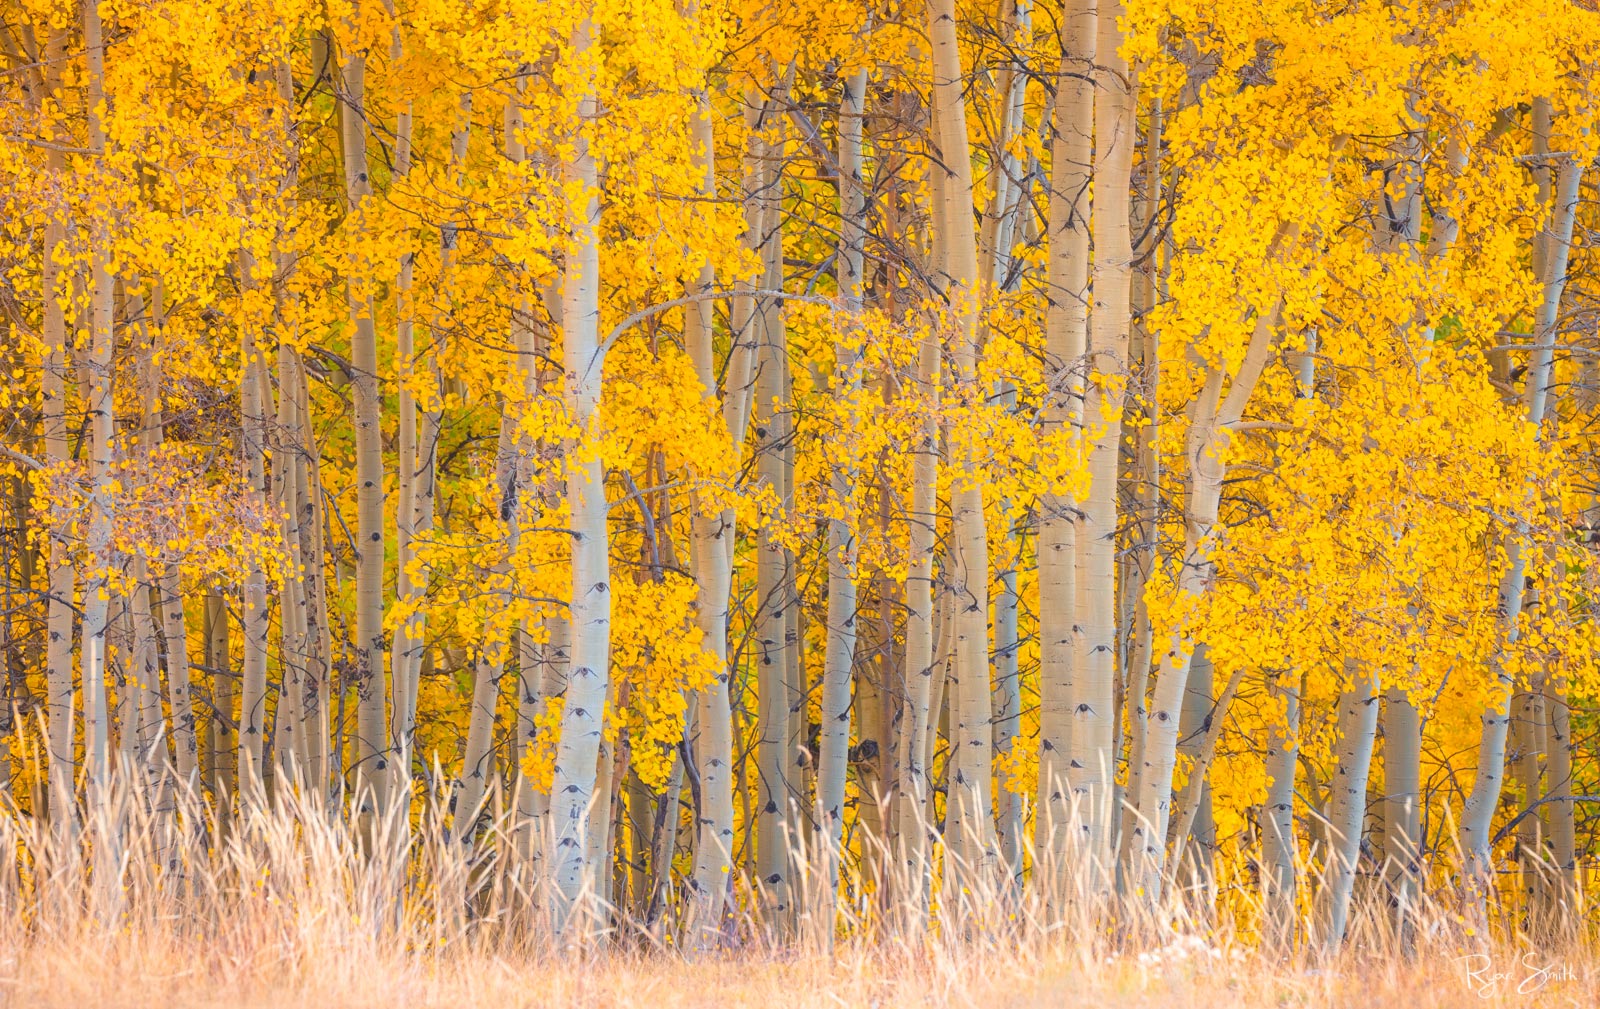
[1455,952,1577,998]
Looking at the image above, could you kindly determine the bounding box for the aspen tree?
[337,30,389,816]
[894,51,946,905]
[678,86,743,936]
[1459,151,1583,907]
[1069,0,1140,889]
[272,345,311,783]
[504,81,556,860]
[1258,346,1318,941]
[237,264,271,794]
[389,20,421,800]
[927,0,994,875]
[36,24,77,828]
[1384,684,1422,923]
[815,67,868,911]
[1034,0,1093,877]
[547,13,609,932]
[1115,94,1163,880]
[1373,137,1424,934]
[1261,671,1302,944]
[1320,662,1378,948]
[1172,647,1217,889]
[739,78,795,926]
[440,95,515,843]
[79,0,115,803]
[983,0,1031,885]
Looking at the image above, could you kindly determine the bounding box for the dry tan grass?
[0,779,1591,1009]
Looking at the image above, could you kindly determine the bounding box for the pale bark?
[680,87,743,939]
[389,34,421,801]
[338,40,389,815]
[992,549,1023,881]
[1458,153,1581,898]
[928,0,994,875]
[1383,686,1422,923]
[1545,673,1576,910]
[1169,648,1222,891]
[893,339,941,902]
[128,563,164,786]
[455,643,508,841]
[1320,663,1378,949]
[1034,0,1094,874]
[502,82,552,861]
[978,0,1032,290]
[816,69,868,908]
[237,286,271,796]
[272,346,310,785]
[1261,672,1301,944]
[36,27,77,826]
[548,15,610,932]
[80,0,115,802]
[1070,0,1138,890]
[1132,296,1282,900]
[1115,97,1163,881]
[894,69,946,905]
[204,591,235,808]
[1511,677,1547,907]
[983,3,1031,885]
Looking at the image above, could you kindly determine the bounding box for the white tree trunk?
[816,68,869,910]
[1384,686,1422,926]
[1034,0,1094,879]
[337,45,390,817]
[1320,663,1378,949]
[1261,672,1301,944]
[747,98,793,926]
[79,0,115,806]
[928,0,994,876]
[547,15,610,933]
[1071,0,1138,891]
[1132,298,1282,900]
[1458,154,1581,901]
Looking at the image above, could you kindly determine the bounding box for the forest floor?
[5,935,1594,1008]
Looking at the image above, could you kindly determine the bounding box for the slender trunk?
[1512,675,1547,914]
[1071,0,1138,891]
[1384,685,1422,927]
[983,8,1030,883]
[1171,646,1217,891]
[127,564,164,792]
[894,92,945,905]
[204,591,235,807]
[1545,673,1576,913]
[679,87,743,939]
[389,33,420,803]
[816,68,869,911]
[237,278,271,796]
[1034,0,1095,879]
[548,16,610,933]
[338,42,389,815]
[1261,672,1301,945]
[36,27,77,827]
[992,548,1023,882]
[272,350,310,786]
[929,0,994,876]
[80,0,116,805]
[1458,153,1581,902]
[748,96,794,924]
[587,734,618,909]
[1320,663,1378,949]
[455,644,507,840]
[1116,96,1163,881]
[1132,285,1284,900]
